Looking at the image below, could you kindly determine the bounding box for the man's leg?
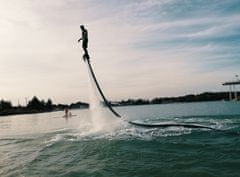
[83,48,90,60]
[82,53,87,61]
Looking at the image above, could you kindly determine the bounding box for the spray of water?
[85,62,123,133]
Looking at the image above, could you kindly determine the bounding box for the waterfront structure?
[223,75,240,101]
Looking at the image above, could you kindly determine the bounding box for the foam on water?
[43,121,196,146]
[85,61,123,134]
[40,110,240,147]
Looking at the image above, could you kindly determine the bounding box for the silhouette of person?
[64,107,72,119]
[78,25,90,61]
[64,107,69,117]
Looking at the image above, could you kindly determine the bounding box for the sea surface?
[0,101,240,177]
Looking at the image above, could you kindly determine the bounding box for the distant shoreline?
[0,92,239,117]
[113,91,239,106]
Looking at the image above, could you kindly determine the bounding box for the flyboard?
[84,58,239,136]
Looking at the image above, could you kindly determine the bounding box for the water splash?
[85,62,122,133]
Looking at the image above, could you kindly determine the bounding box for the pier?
[222,75,240,101]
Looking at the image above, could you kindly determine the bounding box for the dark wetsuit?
[81,29,89,60]
[82,29,88,49]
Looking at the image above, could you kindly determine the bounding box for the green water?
[0,101,240,177]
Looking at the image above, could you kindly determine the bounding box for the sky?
[0,0,240,105]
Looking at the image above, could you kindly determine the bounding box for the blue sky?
[0,0,239,104]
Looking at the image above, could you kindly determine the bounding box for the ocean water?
[0,101,240,177]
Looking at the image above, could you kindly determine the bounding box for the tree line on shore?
[116,92,234,106]
[0,92,238,116]
[0,96,88,116]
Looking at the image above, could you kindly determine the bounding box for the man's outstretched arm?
[78,38,82,42]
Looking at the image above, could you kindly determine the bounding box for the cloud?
[0,0,239,104]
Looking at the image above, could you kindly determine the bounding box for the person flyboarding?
[78,25,90,61]
[78,25,240,136]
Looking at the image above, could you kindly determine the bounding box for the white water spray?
[85,62,122,133]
